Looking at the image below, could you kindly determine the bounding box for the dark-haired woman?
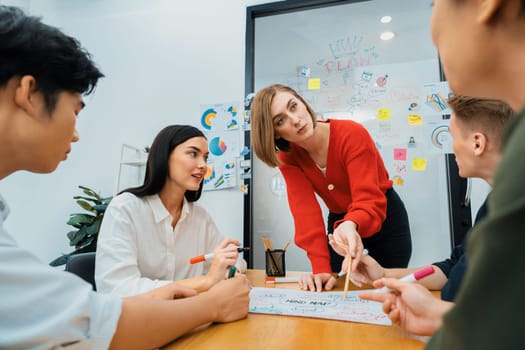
[95,125,245,296]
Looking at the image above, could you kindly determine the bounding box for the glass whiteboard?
[251,0,451,271]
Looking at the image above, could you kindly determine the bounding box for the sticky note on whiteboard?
[308,78,321,90]
[394,148,407,161]
[412,158,427,171]
[408,114,423,125]
[377,108,391,120]
[393,176,404,186]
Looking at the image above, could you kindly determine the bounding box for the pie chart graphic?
[201,108,217,130]
[431,125,450,148]
[228,106,237,117]
[209,137,227,156]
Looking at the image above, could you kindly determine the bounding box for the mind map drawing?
[249,287,391,326]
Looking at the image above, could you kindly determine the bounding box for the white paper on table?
[249,287,391,326]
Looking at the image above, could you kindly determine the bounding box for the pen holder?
[265,249,286,277]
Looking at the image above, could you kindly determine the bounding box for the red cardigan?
[278,119,392,273]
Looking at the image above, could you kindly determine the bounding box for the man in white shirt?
[0,5,249,349]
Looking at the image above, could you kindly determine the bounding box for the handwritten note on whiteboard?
[249,287,391,326]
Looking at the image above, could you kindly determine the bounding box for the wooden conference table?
[164,270,434,350]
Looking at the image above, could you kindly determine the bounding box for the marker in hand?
[374,265,435,293]
[189,247,251,264]
[227,266,237,279]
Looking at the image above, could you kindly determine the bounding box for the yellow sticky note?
[308,78,321,90]
[412,158,427,171]
[377,108,391,120]
[408,114,423,125]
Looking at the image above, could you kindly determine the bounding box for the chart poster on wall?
[203,160,237,191]
[422,81,452,115]
[200,102,243,191]
[266,61,453,189]
[279,62,452,145]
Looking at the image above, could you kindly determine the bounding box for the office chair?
[65,252,97,291]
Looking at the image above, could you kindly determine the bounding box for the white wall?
[0,0,279,263]
[1,0,28,7]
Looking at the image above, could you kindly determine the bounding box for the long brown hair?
[251,84,317,167]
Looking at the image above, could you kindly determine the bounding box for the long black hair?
[121,125,206,202]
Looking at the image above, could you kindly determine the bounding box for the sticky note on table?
[377,108,391,120]
[308,78,321,90]
[408,114,423,125]
[412,158,427,171]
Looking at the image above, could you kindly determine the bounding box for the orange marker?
[265,276,299,284]
[189,247,250,264]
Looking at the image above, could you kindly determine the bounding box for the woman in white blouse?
[95,125,246,296]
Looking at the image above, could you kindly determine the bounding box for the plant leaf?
[76,199,96,213]
[52,185,111,266]
[92,204,108,213]
[76,235,95,250]
[73,196,101,205]
[72,240,97,254]
[70,226,89,246]
[67,214,95,226]
[86,220,101,235]
[79,185,101,200]
[66,230,79,245]
[49,254,69,267]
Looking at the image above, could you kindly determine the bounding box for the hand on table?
[207,275,250,323]
[298,272,337,292]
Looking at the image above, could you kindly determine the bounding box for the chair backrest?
[65,252,97,291]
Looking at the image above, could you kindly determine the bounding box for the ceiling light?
[380,31,395,41]
[380,15,392,24]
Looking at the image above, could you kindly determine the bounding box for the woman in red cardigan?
[251,84,412,292]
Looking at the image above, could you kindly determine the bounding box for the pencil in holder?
[265,249,286,277]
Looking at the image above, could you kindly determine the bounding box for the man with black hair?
[0,6,249,349]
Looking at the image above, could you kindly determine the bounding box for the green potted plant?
[49,185,112,266]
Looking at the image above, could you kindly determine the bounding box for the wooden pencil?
[343,256,352,300]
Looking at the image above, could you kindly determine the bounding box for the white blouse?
[95,192,245,296]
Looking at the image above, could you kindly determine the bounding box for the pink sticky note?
[394,148,407,161]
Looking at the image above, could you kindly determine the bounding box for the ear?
[14,75,38,116]
[477,0,505,24]
[473,132,488,156]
